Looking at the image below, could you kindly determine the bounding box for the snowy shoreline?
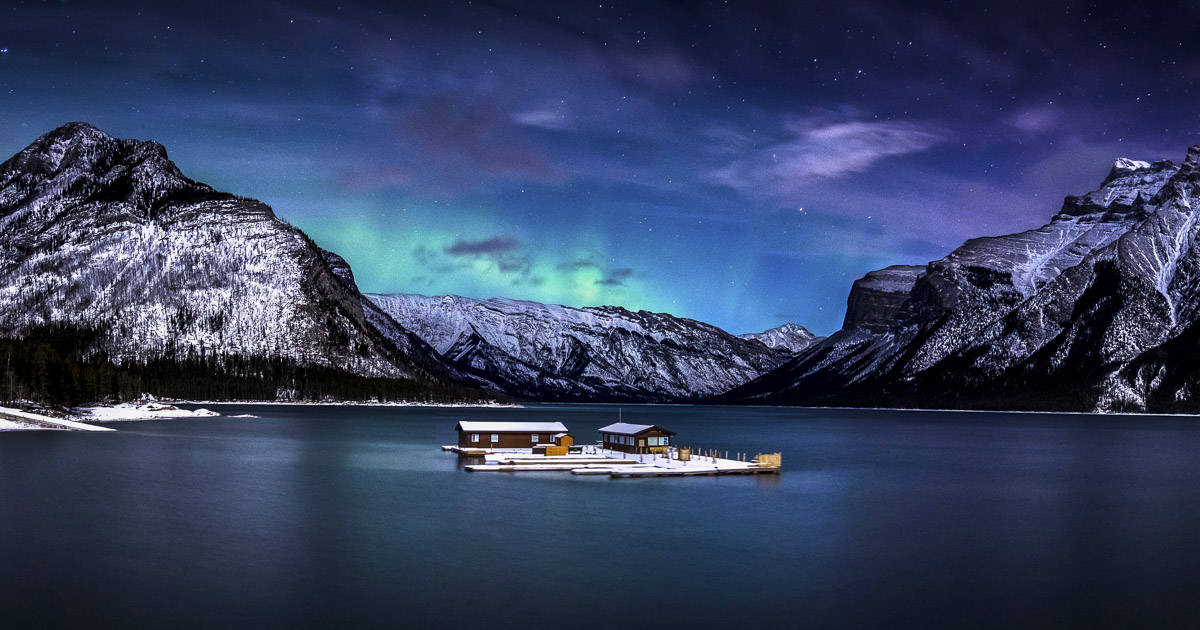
[0,398,521,432]
[80,402,221,423]
[174,400,523,408]
[0,401,221,431]
[754,403,1200,419]
[10,396,1185,434]
[0,406,116,432]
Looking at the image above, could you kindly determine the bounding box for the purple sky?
[2,1,1198,333]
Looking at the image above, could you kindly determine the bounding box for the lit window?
[532,434,539,443]
[491,433,499,442]
[471,433,479,443]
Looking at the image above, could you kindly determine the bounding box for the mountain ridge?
[725,146,1200,413]
[0,122,485,403]
[367,292,805,401]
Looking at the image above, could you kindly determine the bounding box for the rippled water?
[3,404,1200,628]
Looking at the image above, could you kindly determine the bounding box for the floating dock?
[446,444,781,478]
[442,445,531,456]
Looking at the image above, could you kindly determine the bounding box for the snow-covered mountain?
[367,292,799,401]
[728,148,1200,413]
[0,122,470,395]
[841,265,925,331]
[738,323,822,354]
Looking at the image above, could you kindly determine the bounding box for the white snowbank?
[0,418,29,431]
[0,406,115,431]
[79,402,220,422]
[183,400,521,408]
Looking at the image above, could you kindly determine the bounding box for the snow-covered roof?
[456,421,568,433]
[597,422,674,436]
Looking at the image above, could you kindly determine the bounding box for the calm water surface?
[4,404,1200,628]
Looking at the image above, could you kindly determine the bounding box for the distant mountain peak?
[1112,157,1151,172]
[739,322,822,354]
[368,292,805,401]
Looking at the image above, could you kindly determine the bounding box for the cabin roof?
[597,422,675,436]
[455,421,568,433]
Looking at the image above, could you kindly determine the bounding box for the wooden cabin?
[455,421,569,448]
[598,423,676,454]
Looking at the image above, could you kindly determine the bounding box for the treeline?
[0,324,493,406]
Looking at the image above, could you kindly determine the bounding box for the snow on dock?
[451,443,781,478]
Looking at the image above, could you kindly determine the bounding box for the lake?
[3,404,1200,628]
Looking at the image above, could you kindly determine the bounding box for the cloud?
[596,268,635,286]
[709,118,948,199]
[432,237,533,283]
[513,106,570,130]
[445,236,522,256]
[556,258,599,271]
[496,255,532,274]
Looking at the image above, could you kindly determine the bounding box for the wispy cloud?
[556,258,599,271]
[708,117,949,198]
[513,105,571,130]
[596,268,634,286]
[445,236,522,256]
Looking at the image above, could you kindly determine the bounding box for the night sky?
[2,1,1198,335]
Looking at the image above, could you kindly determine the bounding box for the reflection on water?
[3,404,1200,628]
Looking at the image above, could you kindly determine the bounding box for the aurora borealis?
[3,0,1198,334]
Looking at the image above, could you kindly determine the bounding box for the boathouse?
[455,421,569,448]
[598,423,675,454]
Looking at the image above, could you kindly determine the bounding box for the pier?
[443,418,780,478]
[446,443,781,478]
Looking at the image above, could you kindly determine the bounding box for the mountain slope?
[727,148,1200,413]
[0,122,477,400]
[367,293,798,401]
[738,323,823,354]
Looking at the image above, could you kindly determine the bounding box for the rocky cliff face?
[0,122,467,392]
[368,292,799,401]
[842,265,925,330]
[727,148,1200,413]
